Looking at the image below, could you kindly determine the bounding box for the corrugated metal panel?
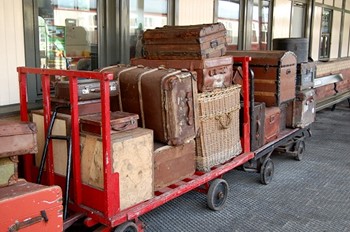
[311,6,322,61]
[272,0,291,38]
[177,0,214,25]
[0,0,25,106]
[330,10,341,59]
[341,13,350,57]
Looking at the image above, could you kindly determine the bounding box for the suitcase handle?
[8,210,48,231]
[256,120,261,139]
[186,92,193,126]
[215,112,232,129]
[111,120,137,131]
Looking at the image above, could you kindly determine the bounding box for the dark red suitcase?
[228,50,297,107]
[143,23,227,60]
[154,140,196,191]
[80,111,139,135]
[0,120,38,158]
[264,106,281,144]
[0,179,63,232]
[50,97,102,116]
[118,66,198,145]
[131,56,234,92]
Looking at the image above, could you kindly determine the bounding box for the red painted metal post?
[69,76,83,205]
[234,56,252,153]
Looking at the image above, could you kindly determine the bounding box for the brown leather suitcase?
[80,111,139,135]
[296,62,316,90]
[143,23,227,60]
[250,102,266,151]
[54,79,118,101]
[227,50,297,106]
[118,66,198,145]
[289,89,316,128]
[131,56,234,92]
[0,179,63,232]
[154,140,196,191]
[264,106,281,144]
[50,97,102,116]
[0,156,18,187]
[0,120,38,158]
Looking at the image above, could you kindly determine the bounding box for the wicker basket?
[196,84,242,171]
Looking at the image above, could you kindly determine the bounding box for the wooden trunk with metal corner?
[142,23,227,60]
[50,97,103,116]
[196,85,242,172]
[264,106,281,144]
[0,156,18,187]
[80,128,154,211]
[0,179,63,232]
[80,111,139,136]
[0,120,38,158]
[296,62,316,90]
[288,89,316,128]
[131,56,233,93]
[31,110,71,177]
[154,140,196,191]
[227,50,297,107]
[54,79,119,101]
[117,66,198,146]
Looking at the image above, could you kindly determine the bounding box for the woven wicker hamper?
[196,84,242,171]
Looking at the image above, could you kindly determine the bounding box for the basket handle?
[215,112,232,129]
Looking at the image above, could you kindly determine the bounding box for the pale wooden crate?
[80,128,154,210]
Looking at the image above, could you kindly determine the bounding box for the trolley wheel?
[207,178,229,211]
[260,158,274,185]
[294,140,305,161]
[114,221,138,232]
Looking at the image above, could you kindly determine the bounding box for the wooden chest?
[296,62,316,90]
[154,140,196,191]
[80,128,154,210]
[31,110,71,176]
[288,89,316,128]
[0,156,18,187]
[227,50,297,106]
[0,179,63,232]
[0,120,38,157]
[264,107,281,144]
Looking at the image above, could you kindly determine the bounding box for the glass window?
[37,0,98,70]
[217,0,240,50]
[291,2,306,37]
[319,8,332,60]
[251,0,270,50]
[129,0,168,58]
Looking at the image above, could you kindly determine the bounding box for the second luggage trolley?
[17,57,254,231]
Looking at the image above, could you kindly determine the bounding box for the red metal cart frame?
[17,56,253,231]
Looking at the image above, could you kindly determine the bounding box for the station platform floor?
[69,100,350,232]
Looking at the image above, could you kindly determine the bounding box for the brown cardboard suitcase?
[196,85,242,171]
[264,107,281,144]
[118,66,198,145]
[227,50,297,106]
[54,79,119,101]
[131,56,234,92]
[250,102,266,151]
[50,97,102,116]
[154,140,196,191]
[288,89,316,128]
[80,128,153,210]
[296,62,316,90]
[31,110,71,176]
[80,111,139,135]
[142,23,227,60]
[0,179,63,232]
[0,156,18,187]
[0,120,38,158]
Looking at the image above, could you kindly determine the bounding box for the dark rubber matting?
[139,100,350,232]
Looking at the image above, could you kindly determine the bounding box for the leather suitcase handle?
[256,120,261,139]
[186,92,193,126]
[8,210,48,231]
[111,120,136,131]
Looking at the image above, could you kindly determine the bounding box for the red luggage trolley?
[17,57,253,231]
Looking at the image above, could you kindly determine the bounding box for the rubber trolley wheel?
[114,221,138,232]
[294,140,305,161]
[260,158,274,185]
[207,178,229,211]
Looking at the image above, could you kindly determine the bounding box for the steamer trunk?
[131,56,234,92]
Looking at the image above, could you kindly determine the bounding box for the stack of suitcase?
[0,120,63,231]
[131,23,242,173]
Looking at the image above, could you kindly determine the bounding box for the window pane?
[38,0,98,70]
[130,0,168,58]
[217,0,240,50]
[251,0,270,50]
